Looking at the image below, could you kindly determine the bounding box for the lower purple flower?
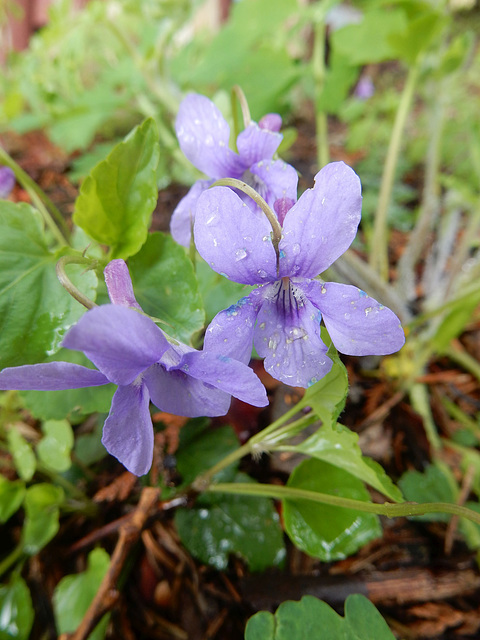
[195,162,406,388]
[0,261,267,475]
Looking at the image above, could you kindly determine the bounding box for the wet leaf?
[282,422,403,502]
[0,202,97,368]
[0,574,34,640]
[283,459,381,561]
[175,472,285,571]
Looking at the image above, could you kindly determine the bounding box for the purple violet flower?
[0,166,15,199]
[170,93,298,247]
[194,161,405,388]
[0,260,267,475]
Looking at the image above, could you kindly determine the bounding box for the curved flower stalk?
[195,162,405,388]
[170,92,298,246]
[0,261,267,476]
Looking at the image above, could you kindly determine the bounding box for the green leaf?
[19,349,115,422]
[388,10,446,65]
[37,419,74,472]
[74,118,160,260]
[283,459,381,561]
[245,593,395,640]
[282,422,403,502]
[344,593,397,640]
[175,421,240,484]
[128,232,205,344]
[0,574,34,640]
[196,258,250,324]
[22,484,64,554]
[6,428,36,482]
[300,348,348,427]
[332,9,408,65]
[398,462,457,523]
[0,477,26,524]
[74,417,108,466]
[53,548,110,640]
[175,472,285,571]
[0,202,97,368]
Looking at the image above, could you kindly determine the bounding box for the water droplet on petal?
[235,248,247,261]
[344,312,351,320]
[292,243,301,255]
[257,269,268,279]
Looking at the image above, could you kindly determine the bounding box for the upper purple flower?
[170,93,298,247]
[0,166,15,199]
[194,162,405,388]
[0,261,267,475]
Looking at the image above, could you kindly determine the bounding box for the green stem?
[207,482,480,526]
[370,63,419,280]
[312,18,329,168]
[0,544,24,580]
[55,255,99,310]
[195,412,316,488]
[211,178,283,255]
[232,85,251,128]
[0,147,70,246]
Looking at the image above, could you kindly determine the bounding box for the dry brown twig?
[59,486,160,640]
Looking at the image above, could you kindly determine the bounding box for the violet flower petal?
[101,383,153,476]
[279,162,362,278]
[170,178,213,247]
[62,305,169,386]
[248,159,298,210]
[0,362,109,390]
[175,93,244,179]
[180,350,268,407]
[195,186,277,285]
[307,280,405,356]
[236,123,282,166]
[254,280,333,387]
[144,364,232,417]
[0,167,15,199]
[104,260,141,310]
[203,293,262,365]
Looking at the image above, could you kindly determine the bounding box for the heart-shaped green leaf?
[283,459,381,561]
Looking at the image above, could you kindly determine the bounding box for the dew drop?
[235,248,247,261]
[344,312,351,320]
[292,243,301,255]
[257,269,268,278]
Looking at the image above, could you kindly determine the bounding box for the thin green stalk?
[370,63,419,280]
[397,76,446,302]
[195,412,315,487]
[55,255,99,310]
[207,482,480,526]
[312,18,329,168]
[0,544,24,580]
[0,147,70,246]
